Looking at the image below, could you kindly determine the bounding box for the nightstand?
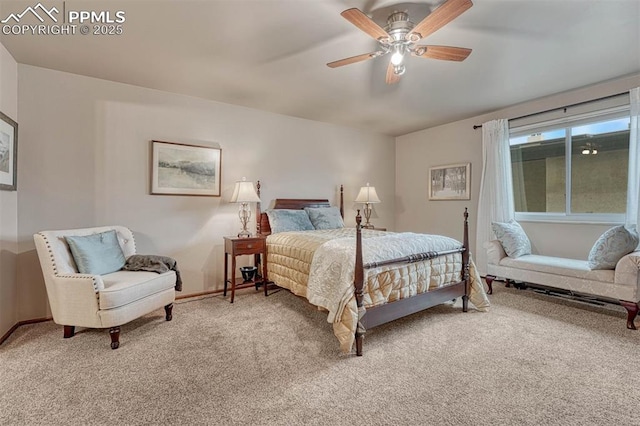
[224,236,268,303]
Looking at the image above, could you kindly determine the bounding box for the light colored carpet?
[1,284,639,425]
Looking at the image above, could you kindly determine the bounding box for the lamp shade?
[355,184,381,203]
[230,179,260,203]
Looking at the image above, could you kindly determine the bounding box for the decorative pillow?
[491,219,532,258]
[588,225,639,270]
[304,207,344,230]
[265,209,315,234]
[65,230,126,275]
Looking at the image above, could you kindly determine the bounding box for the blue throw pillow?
[491,219,532,258]
[304,207,344,230]
[265,209,315,234]
[588,225,639,270]
[65,230,126,275]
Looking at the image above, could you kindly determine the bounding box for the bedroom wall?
[0,42,18,338]
[396,73,640,272]
[16,64,395,321]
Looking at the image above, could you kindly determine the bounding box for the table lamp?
[355,183,381,229]
[230,178,261,237]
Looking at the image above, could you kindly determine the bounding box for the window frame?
[509,105,630,224]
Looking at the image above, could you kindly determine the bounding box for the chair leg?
[63,325,75,339]
[164,303,173,321]
[485,275,495,295]
[109,326,120,349]
[620,301,638,330]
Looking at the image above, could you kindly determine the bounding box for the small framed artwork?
[429,163,471,201]
[0,111,17,191]
[151,140,221,196]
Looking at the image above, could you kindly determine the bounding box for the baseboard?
[1,290,226,345]
[176,289,223,300]
[0,317,51,346]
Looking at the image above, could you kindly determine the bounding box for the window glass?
[570,117,630,214]
[510,129,566,213]
[509,114,630,219]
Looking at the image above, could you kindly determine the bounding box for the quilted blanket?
[267,228,490,353]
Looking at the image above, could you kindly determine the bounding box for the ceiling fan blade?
[385,62,400,85]
[406,0,473,42]
[341,8,390,41]
[412,45,472,61]
[327,52,380,68]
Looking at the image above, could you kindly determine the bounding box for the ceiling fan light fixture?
[329,0,474,84]
[391,45,405,65]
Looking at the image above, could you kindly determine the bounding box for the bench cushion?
[500,255,614,283]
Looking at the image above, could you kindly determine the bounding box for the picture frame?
[150,140,221,196]
[0,110,18,191]
[428,163,471,201]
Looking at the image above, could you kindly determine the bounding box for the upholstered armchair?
[34,226,177,349]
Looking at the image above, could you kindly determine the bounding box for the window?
[509,109,630,222]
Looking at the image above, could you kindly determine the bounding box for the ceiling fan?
[327,0,473,84]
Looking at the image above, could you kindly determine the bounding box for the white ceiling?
[1,0,639,136]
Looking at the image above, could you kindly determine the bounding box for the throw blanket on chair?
[122,255,182,291]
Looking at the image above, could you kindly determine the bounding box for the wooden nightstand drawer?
[233,238,265,254]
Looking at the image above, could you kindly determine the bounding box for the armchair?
[34,226,177,349]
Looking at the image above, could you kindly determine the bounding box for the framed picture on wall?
[150,140,221,196]
[428,163,471,201]
[0,110,17,191]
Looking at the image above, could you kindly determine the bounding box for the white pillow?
[491,219,532,258]
[588,225,639,270]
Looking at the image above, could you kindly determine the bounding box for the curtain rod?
[472,91,628,129]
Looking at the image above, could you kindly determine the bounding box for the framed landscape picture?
[429,163,470,200]
[0,111,17,191]
[151,140,221,196]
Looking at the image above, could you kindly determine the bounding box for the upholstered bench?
[485,221,640,330]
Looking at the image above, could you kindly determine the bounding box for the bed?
[256,184,489,356]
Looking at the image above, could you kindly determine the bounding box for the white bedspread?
[307,232,470,323]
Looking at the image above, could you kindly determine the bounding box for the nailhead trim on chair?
[39,232,101,292]
[58,274,101,292]
[37,232,58,275]
[119,228,137,253]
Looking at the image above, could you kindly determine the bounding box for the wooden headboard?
[256,182,344,236]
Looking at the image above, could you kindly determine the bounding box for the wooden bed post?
[462,208,470,313]
[256,180,261,235]
[354,210,365,356]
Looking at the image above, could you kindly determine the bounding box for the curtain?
[626,87,640,245]
[475,119,514,275]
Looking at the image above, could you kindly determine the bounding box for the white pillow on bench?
[588,225,639,270]
[492,219,532,258]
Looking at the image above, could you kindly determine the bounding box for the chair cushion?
[304,206,344,230]
[492,219,532,258]
[99,270,176,310]
[588,225,639,270]
[65,230,126,275]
